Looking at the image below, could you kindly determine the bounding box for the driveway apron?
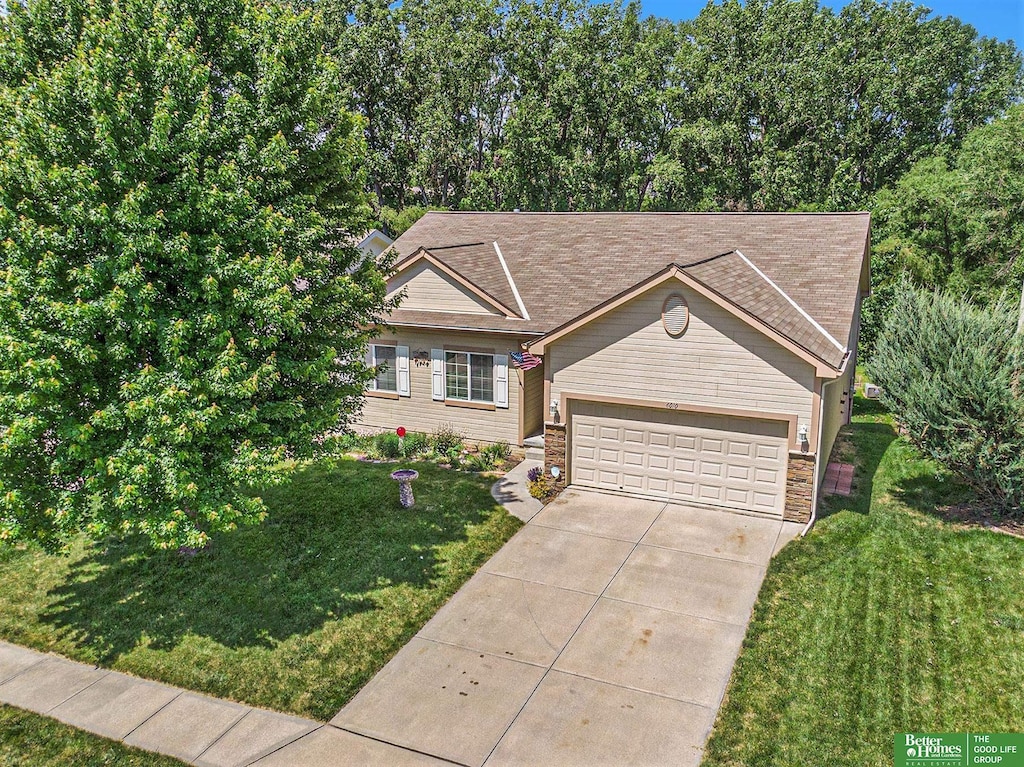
[331,488,802,766]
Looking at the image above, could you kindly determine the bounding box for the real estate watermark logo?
[895,733,1024,767]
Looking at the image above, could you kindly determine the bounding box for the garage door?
[571,401,789,516]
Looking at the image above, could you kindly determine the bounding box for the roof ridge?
[676,250,736,269]
[733,249,846,353]
[423,241,489,249]
[493,241,530,321]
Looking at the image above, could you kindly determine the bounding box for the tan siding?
[549,283,817,425]
[521,365,545,438]
[356,329,524,445]
[387,262,501,315]
[817,375,850,485]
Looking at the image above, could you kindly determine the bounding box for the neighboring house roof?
[387,212,871,370]
[354,228,395,251]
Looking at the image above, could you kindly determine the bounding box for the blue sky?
[640,0,1022,44]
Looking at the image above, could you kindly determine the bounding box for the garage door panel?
[648,454,670,470]
[622,473,645,489]
[647,477,670,493]
[649,432,671,448]
[728,441,752,457]
[672,435,696,450]
[701,438,724,454]
[571,401,787,517]
[672,457,696,473]
[725,488,750,505]
[623,451,644,466]
[700,461,724,478]
[671,481,696,499]
[727,465,751,481]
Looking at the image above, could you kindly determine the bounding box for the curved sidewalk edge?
[490,459,543,522]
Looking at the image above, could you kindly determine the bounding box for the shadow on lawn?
[38,461,493,661]
[818,403,897,519]
[820,397,981,523]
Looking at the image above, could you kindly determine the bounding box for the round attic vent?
[662,293,689,337]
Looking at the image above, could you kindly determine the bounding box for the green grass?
[0,459,521,722]
[0,705,184,766]
[702,398,1024,767]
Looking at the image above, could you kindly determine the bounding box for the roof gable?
[528,264,845,375]
[387,255,508,317]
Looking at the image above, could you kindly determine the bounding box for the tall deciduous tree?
[0,0,389,550]
[323,0,1021,215]
[862,106,1024,356]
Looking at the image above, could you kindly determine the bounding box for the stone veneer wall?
[543,422,567,488]
[784,453,815,523]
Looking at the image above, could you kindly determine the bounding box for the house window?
[372,345,397,392]
[446,351,493,403]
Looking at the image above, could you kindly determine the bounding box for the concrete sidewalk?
[0,641,449,766]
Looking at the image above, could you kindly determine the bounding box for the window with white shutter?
[396,345,410,397]
[493,354,508,409]
[431,348,445,401]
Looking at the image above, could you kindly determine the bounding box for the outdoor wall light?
[549,399,559,416]
[797,423,809,443]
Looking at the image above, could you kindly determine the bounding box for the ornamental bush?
[867,283,1024,512]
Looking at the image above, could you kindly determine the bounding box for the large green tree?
[860,105,1024,356]
[873,105,1024,295]
[320,0,1021,216]
[0,0,389,550]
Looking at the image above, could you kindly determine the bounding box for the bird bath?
[390,469,419,508]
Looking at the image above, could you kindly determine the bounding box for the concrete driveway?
[330,489,801,767]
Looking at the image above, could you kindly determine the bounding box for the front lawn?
[0,459,521,722]
[702,399,1024,766]
[0,705,184,766]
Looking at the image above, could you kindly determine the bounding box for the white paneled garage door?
[571,401,789,516]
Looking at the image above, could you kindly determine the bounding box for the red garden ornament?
[396,426,407,438]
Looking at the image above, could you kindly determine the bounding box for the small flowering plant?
[527,466,557,501]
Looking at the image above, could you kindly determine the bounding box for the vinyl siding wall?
[356,329,529,445]
[817,373,852,486]
[548,283,817,426]
[521,365,545,439]
[387,262,501,315]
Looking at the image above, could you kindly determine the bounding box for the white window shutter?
[431,348,445,401]
[396,345,410,397]
[494,354,509,409]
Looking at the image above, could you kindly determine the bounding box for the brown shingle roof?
[389,212,870,369]
[416,242,522,318]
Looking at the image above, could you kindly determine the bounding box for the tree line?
[314,0,1022,216]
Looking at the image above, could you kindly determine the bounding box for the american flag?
[510,350,542,370]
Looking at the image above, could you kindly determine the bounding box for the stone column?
[784,453,814,523]
[543,422,567,488]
